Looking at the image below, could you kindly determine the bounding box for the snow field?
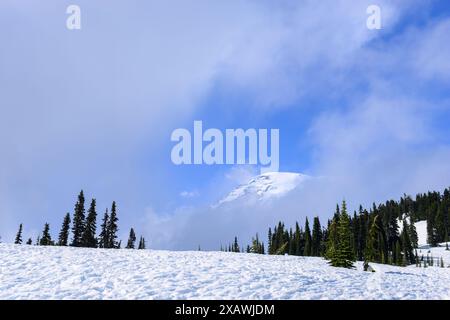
[1,243,449,300]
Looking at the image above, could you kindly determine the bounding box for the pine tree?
[233,236,240,253]
[71,190,86,247]
[26,238,32,245]
[401,220,414,265]
[325,219,338,260]
[366,215,387,264]
[303,217,312,256]
[14,223,23,244]
[426,206,438,246]
[294,222,301,256]
[329,201,355,268]
[107,201,119,248]
[58,213,71,246]
[81,199,97,248]
[394,241,402,266]
[250,233,263,254]
[98,209,109,248]
[311,217,322,256]
[126,228,136,249]
[138,236,146,249]
[40,223,53,246]
[387,213,400,254]
[408,219,419,248]
[267,228,272,254]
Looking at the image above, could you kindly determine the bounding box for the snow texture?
[216,172,308,207]
[1,240,449,300]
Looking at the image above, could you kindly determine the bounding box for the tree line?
[224,188,450,269]
[13,190,146,250]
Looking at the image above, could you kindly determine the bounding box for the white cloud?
[180,190,199,198]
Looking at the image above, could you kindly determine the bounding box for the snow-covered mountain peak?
[216,172,309,206]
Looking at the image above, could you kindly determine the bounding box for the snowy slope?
[0,243,449,300]
[216,172,308,206]
[398,219,428,248]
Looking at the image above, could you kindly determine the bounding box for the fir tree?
[26,238,32,245]
[294,222,302,256]
[138,236,146,249]
[126,228,136,249]
[366,215,387,264]
[98,209,109,248]
[14,223,23,244]
[81,199,97,248]
[329,201,355,268]
[401,220,415,265]
[233,236,240,253]
[426,206,438,246]
[387,213,400,254]
[107,201,119,248]
[303,217,312,256]
[394,241,402,266]
[58,213,71,246]
[40,223,53,246]
[267,228,272,254]
[311,217,322,256]
[250,233,264,254]
[325,219,338,260]
[71,190,86,247]
[408,219,419,248]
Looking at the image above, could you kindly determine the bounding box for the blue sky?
[1,0,450,249]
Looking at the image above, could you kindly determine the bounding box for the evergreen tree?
[408,219,419,248]
[233,236,240,253]
[329,201,355,268]
[311,217,322,256]
[40,223,53,246]
[401,220,415,265]
[426,206,438,246]
[267,228,272,254]
[325,219,338,260]
[58,213,71,246]
[387,213,400,254]
[394,241,402,266]
[81,199,97,248]
[366,215,387,264]
[71,190,86,247]
[14,223,23,244]
[126,228,136,249]
[294,222,302,256]
[26,238,32,245]
[107,201,119,248]
[250,233,264,254]
[138,236,146,249]
[303,217,312,256]
[98,209,109,248]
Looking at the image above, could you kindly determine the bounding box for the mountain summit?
[216,172,309,207]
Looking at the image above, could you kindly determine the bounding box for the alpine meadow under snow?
[0,239,449,299]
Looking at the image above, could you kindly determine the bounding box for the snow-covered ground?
[398,218,428,247]
[1,243,449,300]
